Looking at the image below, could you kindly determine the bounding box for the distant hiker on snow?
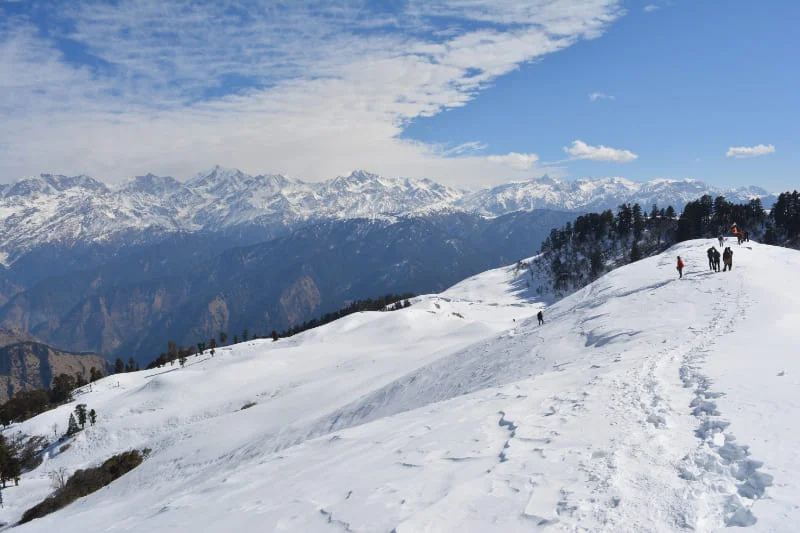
[723,247,734,271]
[713,248,721,272]
[537,310,544,325]
[718,235,724,247]
[676,256,685,278]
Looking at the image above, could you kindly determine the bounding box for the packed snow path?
[2,240,798,532]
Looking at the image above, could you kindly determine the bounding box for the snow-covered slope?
[0,168,775,264]
[2,240,798,531]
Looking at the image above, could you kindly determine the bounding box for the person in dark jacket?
[537,310,544,325]
[723,247,733,271]
[713,248,721,272]
[707,247,716,271]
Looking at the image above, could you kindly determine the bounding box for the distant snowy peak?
[4,174,109,198]
[121,174,185,197]
[0,168,778,264]
[459,175,775,216]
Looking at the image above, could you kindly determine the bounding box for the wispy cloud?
[488,152,540,170]
[0,0,625,186]
[643,5,659,13]
[441,141,488,157]
[589,92,615,101]
[726,144,776,159]
[564,140,638,162]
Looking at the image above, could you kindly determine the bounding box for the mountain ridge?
[0,168,776,266]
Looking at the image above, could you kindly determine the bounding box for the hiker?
[722,247,733,271]
[707,247,716,271]
[537,310,544,325]
[713,247,721,272]
[718,235,724,247]
[676,256,684,278]
[744,231,750,242]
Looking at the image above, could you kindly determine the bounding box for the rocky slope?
[0,339,110,403]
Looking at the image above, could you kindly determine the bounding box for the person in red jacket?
[676,256,685,278]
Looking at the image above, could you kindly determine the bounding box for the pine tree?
[89,367,103,382]
[219,331,228,345]
[127,357,136,372]
[632,203,645,240]
[50,374,77,404]
[179,354,187,368]
[167,341,177,363]
[66,414,80,436]
[630,241,642,262]
[0,434,10,488]
[75,404,88,429]
[271,330,279,342]
[242,329,248,342]
[233,335,239,344]
[89,409,97,426]
[114,358,125,374]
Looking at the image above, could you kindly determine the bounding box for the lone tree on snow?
[66,414,80,436]
[75,404,88,429]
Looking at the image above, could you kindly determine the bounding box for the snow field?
[2,240,798,532]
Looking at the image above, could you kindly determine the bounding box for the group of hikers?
[676,232,742,279]
[705,245,734,272]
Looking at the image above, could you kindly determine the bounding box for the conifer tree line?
[113,357,139,374]
[145,292,414,369]
[0,367,105,426]
[274,293,414,339]
[675,192,800,245]
[535,203,678,295]
[533,191,800,297]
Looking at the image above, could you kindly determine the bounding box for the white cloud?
[0,0,625,187]
[442,141,488,156]
[589,92,615,101]
[564,140,638,163]
[726,144,776,159]
[488,152,540,170]
[643,5,659,13]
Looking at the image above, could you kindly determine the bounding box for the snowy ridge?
[0,168,775,264]
[456,175,773,216]
[2,240,798,531]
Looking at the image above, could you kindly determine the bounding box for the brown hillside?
[0,340,110,403]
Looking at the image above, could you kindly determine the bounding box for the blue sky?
[0,0,796,191]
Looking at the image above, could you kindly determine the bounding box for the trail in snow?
[1,240,797,533]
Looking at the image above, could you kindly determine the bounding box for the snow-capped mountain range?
[0,167,775,264]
